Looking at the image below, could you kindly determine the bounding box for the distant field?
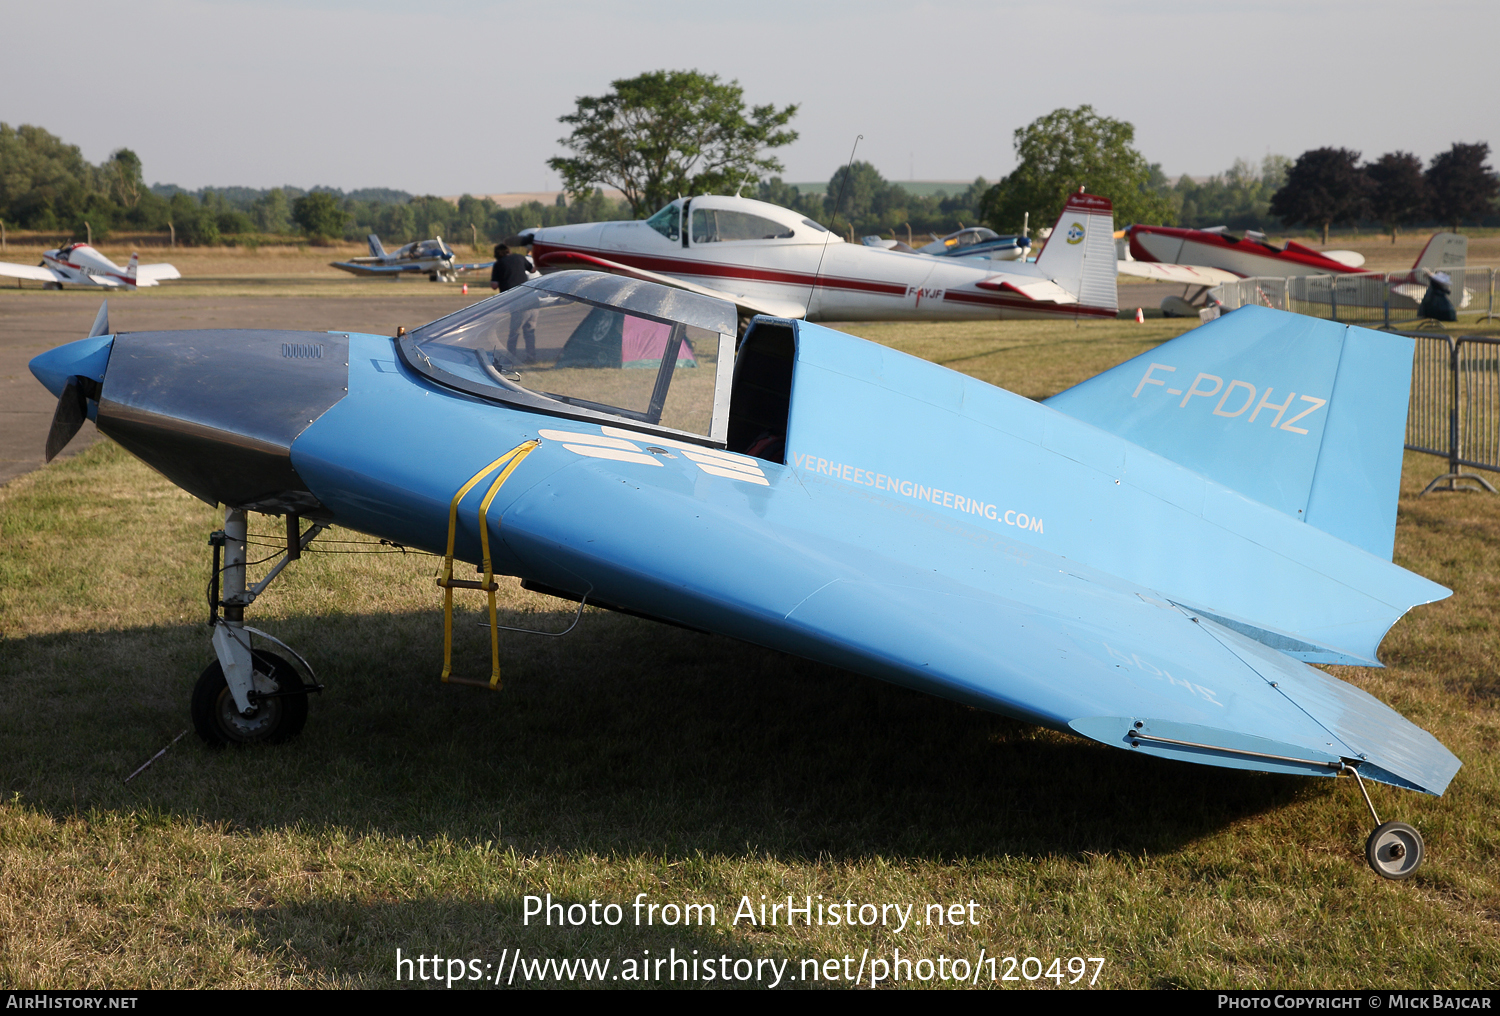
[1,303,1496,989]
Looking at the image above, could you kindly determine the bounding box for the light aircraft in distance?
[521,192,1116,324]
[331,234,494,282]
[863,226,1032,262]
[30,282,1458,879]
[1119,225,1469,317]
[0,242,180,289]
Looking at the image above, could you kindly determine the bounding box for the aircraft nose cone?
[29,336,114,399]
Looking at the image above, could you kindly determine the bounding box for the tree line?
[0,122,636,247]
[974,107,1499,243]
[5,82,1496,250]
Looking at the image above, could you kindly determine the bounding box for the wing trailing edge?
[1116,261,1239,285]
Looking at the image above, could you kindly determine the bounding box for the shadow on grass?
[0,602,1306,864]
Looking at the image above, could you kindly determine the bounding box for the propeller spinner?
[37,300,112,461]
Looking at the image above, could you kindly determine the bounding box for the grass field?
[1,313,1498,990]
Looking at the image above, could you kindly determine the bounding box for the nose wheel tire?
[191,651,308,747]
[1365,821,1424,880]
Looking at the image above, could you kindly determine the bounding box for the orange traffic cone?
[1135,307,1144,323]
[462,283,469,295]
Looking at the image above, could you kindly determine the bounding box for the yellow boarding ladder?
[438,440,540,690]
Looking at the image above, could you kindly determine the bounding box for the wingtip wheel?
[1342,763,1425,880]
[1366,821,1424,880]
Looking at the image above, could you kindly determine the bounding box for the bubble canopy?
[398,272,737,443]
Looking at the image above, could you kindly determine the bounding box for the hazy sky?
[5,0,1496,195]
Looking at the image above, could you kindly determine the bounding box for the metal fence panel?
[1457,337,1500,473]
[1209,277,1288,311]
[1209,267,1495,329]
[1407,333,1455,459]
[1288,273,1389,324]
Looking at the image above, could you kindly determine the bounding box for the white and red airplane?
[522,192,1118,323]
[1117,225,1469,316]
[0,242,180,290]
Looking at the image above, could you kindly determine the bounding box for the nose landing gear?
[197,507,325,747]
[192,650,308,746]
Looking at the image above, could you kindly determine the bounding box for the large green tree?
[548,70,798,219]
[824,161,889,230]
[0,123,100,231]
[1425,142,1499,232]
[1365,151,1427,242]
[252,188,291,234]
[292,191,348,241]
[102,148,144,210]
[1268,148,1371,244]
[979,106,1174,235]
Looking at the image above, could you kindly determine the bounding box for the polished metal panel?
[97,330,349,514]
[527,270,737,336]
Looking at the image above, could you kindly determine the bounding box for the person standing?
[490,238,539,361]
[490,239,534,293]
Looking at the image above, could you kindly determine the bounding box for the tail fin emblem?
[1066,223,1086,245]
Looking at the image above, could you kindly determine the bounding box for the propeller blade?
[44,376,89,462]
[87,300,110,338]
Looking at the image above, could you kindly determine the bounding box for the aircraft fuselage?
[530,196,1116,322]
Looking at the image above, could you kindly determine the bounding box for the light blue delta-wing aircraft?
[29,277,1458,878]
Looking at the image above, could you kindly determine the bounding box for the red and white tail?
[1412,232,1466,271]
[126,252,139,283]
[1035,192,1117,312]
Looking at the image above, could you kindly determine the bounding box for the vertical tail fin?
[368,234,387,258]
[1412,232,1466,271]
[126,252,139,282]
[1035,192,1117,312]
[1044,307,1413,559]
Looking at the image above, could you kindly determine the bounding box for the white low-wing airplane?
[331,234,494,282]
[0,242,180,289]
[522,192,1118,323]
[1115,226,1470,317]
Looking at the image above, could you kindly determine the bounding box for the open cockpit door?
[727,317,797,463]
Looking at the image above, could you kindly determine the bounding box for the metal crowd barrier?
[1404,332,1500,493]
[1208,266,1497,329]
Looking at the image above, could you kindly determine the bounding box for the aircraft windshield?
[407,285,722,435]
[918,228,1001,254]
[646,203,681,241]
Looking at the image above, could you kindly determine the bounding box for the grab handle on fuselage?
[437,439,541,689]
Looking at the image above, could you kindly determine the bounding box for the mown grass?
[1,317,1497,989]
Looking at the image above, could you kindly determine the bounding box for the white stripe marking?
[601,426,756,466]
[563,444,662,466]
[681,450,762,475]
[540,429,640,451]
[698,463,769,484]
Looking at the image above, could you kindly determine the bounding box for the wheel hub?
[1366,822,1424,880]
[214,681,282,741]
